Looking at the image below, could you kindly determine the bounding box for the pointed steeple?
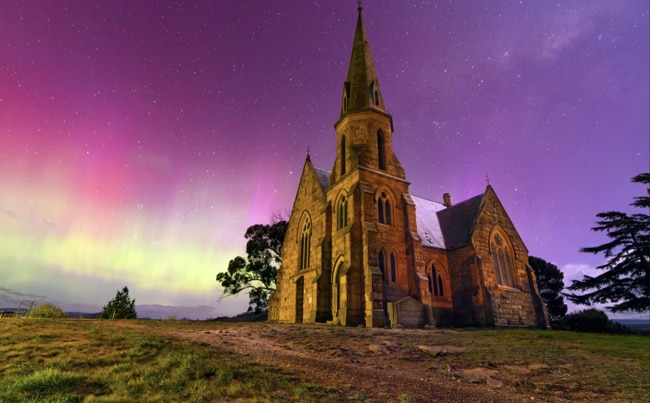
[340,5,386,117]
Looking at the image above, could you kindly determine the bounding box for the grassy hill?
[1,319,648,402]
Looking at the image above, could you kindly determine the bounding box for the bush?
[559,308,608,332]
[29,303,66,318]
[557,308,635,334]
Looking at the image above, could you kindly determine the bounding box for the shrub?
[558,308,635,334]
[29,303,66,318]
[560,308,608,332]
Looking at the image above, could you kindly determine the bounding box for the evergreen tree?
[566,173,650,313]
[102,286,137,319]
[529,256,567,322]
[216,218,287,313]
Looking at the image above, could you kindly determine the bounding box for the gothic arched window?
[377,130,386,170]
[378,249,385,280]
[491,232,515,287]
[337,195,348,230]
[299,215,312,270]
[390,252,396,282]
[340,135,346,176]
[427,263,446,298]
[377,191,391,225]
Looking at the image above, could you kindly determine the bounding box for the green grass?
[0,319,340,402]
[1,319,648,402]
[417,328,649,399]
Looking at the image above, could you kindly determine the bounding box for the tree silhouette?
[102,286,137,319]
[566,173,650,313]
[216,218,287,313]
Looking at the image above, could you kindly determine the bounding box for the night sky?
[1,1,648,319]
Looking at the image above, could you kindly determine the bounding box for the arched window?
[299,215,312,270]
[332,260,344,316]
[491,232,515,287]
[377,191,391,225]
[427,263,445,297]
[337,195,348,230]
[340,135,346,176]
[378,249,385,280]
[377,130,386,170]
[390,252,396,282]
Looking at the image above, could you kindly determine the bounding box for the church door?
[295,277,304,323]
[331,262,347,325]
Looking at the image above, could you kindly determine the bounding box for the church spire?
[340,5,386,117]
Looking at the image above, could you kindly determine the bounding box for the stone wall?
[269,160,329,323]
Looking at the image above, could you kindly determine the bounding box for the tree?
[102,286,137,319]
[529,256,567,323]
[216,218,287,313]
[566,173,650,313]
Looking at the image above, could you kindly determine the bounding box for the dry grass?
[0,319,340,402]
[1,319,648,402]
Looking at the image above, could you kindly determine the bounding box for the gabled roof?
[410,195,447,249]
[437,193,484,250]
[412,192,485,250]
[313,166,331,192]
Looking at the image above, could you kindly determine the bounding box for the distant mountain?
[64,304,224,320]
[135,304,222,320]
[612,318,650,334]
[210,310,268,322]
[66,311,102,319]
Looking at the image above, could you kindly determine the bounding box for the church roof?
[313,167,331,191]
[410,195,447,249]
[437,193,484,250]
[412,192,485,250]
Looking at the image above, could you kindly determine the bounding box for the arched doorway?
[295,277,304,323]
[331,261,346,324]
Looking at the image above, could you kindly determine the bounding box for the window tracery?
[491,232,515,286]
[427,263,445,297]
[377,191,391,225]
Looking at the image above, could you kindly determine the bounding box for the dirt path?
[166,323,547,402]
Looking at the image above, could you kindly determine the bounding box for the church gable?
[283,159,330,275]
[470,186,528,261]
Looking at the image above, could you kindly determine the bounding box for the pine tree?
[102,286,137,319]
[566,173,650,313]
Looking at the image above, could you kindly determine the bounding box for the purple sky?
[1,1,648,319]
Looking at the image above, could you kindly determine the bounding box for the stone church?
[268,7,549,328]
